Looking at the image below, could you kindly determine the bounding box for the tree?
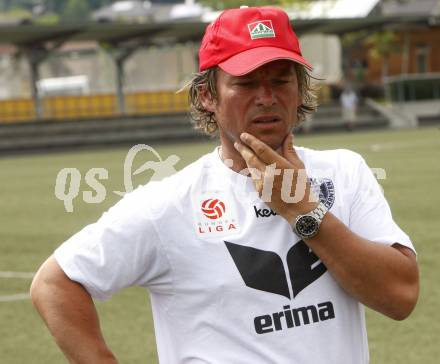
[86,0,112,10]
[61,0,90,22]
[364,31,400,80]
[199,0,312,11]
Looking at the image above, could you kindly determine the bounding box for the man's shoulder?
[160,151,213,186]
[296,146,364,166]
[133,151,214,202]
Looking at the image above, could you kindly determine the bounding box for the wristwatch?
[292,202,328,239]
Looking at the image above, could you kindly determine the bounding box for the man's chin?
[256,133,287,152]
[246,124,291,148]
[220,127,288,152]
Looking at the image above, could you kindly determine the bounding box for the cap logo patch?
[248,20,276,40]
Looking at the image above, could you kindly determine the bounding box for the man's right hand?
[30,256,118,363]
[234,132,318,225]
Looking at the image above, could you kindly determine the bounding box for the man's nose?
[255,83,276,107]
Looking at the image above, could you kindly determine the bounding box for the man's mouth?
[253,116,281,124]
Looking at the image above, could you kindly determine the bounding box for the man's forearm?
[30,256,118,364]
[302,212,419,320]
[232,132,419,320]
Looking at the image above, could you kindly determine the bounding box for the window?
[415,44,429,73]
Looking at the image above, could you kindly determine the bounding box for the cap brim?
[218,46,313,76]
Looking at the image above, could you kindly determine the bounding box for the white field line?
[0,271,35,279]
[368,139,440,152]
[0,271,34,302]
[0,293,30,302]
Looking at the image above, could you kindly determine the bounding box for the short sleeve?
[54,183,173,301]
[348,155,415,252]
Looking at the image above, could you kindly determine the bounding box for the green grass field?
[1,126,439,363]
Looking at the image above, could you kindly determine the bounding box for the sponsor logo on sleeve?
[309,177,335,209]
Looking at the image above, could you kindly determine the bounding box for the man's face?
[204,60,301,151]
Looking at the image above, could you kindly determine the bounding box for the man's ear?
[200,87,217,113]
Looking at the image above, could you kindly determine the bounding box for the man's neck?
[219,139,283,174]
[219,142,248,173]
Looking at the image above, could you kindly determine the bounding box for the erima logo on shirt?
[225,240,333,334]
[225,240,326,299]
[254,301,335,334]
[248,20,276,40]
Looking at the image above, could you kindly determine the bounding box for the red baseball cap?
[199,6,312,76]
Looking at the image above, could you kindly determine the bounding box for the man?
[31,6,419,364]
[340,85,359,130]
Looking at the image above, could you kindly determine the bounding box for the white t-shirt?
[340,90,358,111]
[55,147,414,364]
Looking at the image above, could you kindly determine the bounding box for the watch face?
[296,215,319,238]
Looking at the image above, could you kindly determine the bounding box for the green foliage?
[34,12,59,24]
[0,0,111,12]
[0,0,313,22]
[61,0,90,22]
[341,29,401,79]
[341,30,369,48]
[199,0,310,10]
[0,0,112,21]
[0,5,30,17]
[0,0,33,12]
[364,30,400,59]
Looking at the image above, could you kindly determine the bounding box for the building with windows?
[347,0,440,103]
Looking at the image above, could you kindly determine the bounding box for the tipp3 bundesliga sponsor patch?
[248,20,276,40]
[195,195,240,238]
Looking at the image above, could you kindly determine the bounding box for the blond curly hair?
[185,64,318,135]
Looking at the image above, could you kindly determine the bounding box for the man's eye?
[273,79,290,85]
[236,81,256,87]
